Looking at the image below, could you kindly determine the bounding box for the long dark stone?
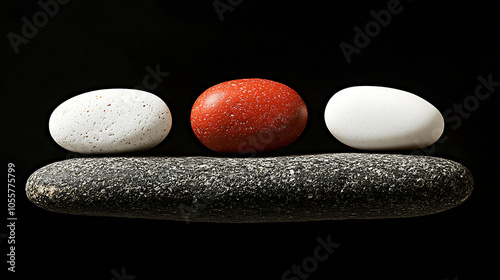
[25,153,473,223]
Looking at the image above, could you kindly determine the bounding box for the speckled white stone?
[324,86,444,150]
[49,88,172,154]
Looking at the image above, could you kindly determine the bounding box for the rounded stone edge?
[24,154,475,223]
[48,89,173,155]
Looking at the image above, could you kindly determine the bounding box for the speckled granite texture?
[26,153,473,223]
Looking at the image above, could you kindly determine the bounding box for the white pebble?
[324,86,444,150]
[49,88,172,154]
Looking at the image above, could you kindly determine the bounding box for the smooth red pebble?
[190,78,308,154]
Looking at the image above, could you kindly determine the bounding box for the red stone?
[190,78,308,154]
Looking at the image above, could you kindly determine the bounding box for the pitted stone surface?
[25,154,473,223]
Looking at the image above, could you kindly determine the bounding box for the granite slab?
[25,153,474,223]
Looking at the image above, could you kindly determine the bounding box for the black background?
[2,0,499,279]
